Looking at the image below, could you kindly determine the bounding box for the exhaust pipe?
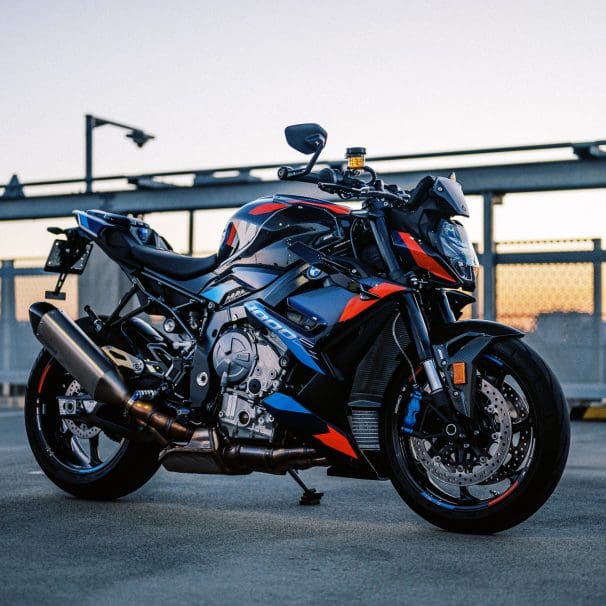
[160,427,327,475]
[29,302,192,443]
[222,444,326,474]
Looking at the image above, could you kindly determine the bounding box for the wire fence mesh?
[1,238,604,402]
[494,239,604,389]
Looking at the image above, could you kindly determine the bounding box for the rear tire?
[384,338,570,534]
[24,318,160,500]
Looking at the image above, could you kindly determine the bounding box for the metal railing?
[1,239,604,404]
[3,138,606,199]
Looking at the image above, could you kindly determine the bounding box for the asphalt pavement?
[0,411,604,605]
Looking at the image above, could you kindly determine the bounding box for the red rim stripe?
[488,481,520,507]
[37,362,53,395]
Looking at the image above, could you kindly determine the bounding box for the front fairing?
[432,177,469,217]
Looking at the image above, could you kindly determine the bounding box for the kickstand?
[288,469,324,505]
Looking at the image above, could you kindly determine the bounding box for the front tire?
[24,319,160,500]
[384,338,570,533]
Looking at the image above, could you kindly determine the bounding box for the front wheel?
[384,338,570,533]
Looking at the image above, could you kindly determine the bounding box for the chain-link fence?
[0,260,78,388]
[492,239,604,400]
[1,238,604,404]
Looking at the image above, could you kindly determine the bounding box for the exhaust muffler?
[29,302,192,443]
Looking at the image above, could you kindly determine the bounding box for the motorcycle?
[25,123,570,533]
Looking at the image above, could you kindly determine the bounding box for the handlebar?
[278,164,409,207]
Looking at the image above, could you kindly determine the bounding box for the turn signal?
[452,362,466,385]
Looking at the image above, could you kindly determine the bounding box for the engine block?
[213,325,285,442]
[218,391,276,441]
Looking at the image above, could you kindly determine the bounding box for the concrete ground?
[0,412,604,605]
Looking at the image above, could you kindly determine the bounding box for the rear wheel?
[24,319,160,500]
[384,338,570,533]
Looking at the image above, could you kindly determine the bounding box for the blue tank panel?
[287,286,353,327]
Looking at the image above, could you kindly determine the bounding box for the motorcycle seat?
[131,245,218,280]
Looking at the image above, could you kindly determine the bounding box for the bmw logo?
[306,266,323,280]
[137,227,151,242]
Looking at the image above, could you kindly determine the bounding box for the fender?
[431,320,524,416]
[431,319,524,344]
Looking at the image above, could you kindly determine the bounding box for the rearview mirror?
[285,123,327,155]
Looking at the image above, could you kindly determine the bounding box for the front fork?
[402,293,455,413]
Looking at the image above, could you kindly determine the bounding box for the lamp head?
[127,129,155,148]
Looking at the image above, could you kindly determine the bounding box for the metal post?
[482,193,496,321]
[187,210,195,255]
[85,114,94,193]
[471,243,480,319]
[593,238,603,382]
[1,260,15,388]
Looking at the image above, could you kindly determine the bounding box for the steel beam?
[1,158,606,221]
[482,194,496,321]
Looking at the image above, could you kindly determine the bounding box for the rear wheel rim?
[33,360,128,476]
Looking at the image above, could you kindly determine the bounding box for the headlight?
[436,219,479,283]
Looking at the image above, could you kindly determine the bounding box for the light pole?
[85,114,155,193]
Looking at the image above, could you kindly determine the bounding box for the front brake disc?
[409,378,513,486]
[482,381,532,483]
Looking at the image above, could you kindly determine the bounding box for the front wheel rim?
[393,353,536,512]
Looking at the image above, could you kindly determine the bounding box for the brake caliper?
[401,388,423,435]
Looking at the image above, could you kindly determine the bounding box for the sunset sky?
[1,1,606,261]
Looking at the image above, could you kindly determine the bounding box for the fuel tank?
[216,194,351,269]
[198,195,352,305]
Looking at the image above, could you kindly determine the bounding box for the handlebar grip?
[294,172,322,184]
[277,166,338,184]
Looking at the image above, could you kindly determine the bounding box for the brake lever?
[317,182,360,195]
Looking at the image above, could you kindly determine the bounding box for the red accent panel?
[313,426,358,459]
[226,223,237,247]
[37,362,52,395]
[338,282,406,322]
[338,296,376,323]
[286,199,350,215]
[249,202,287,216]
[398,232,456,283]
[488,481,519,507]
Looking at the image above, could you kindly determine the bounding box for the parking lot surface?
[1,412,604,605]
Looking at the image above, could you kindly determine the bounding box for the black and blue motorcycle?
[25,124,569,533]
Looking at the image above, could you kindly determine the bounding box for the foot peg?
[288,470,324,505]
